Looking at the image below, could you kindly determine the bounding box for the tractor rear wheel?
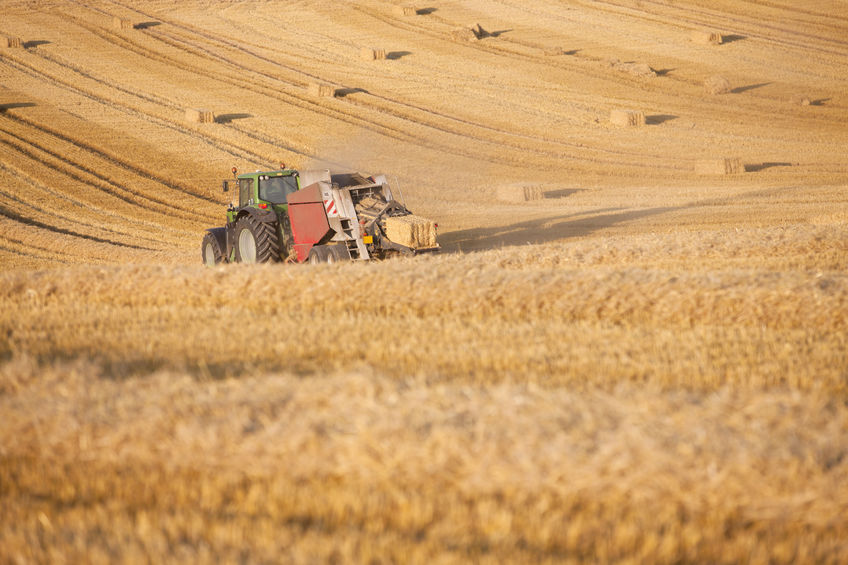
[201,230,225,266]
[234,215,281,263]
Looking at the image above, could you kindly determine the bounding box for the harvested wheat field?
[1,0,847,562]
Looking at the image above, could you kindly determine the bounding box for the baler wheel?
[308,246,333,264]
[234,215,282,263]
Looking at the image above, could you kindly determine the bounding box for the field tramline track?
[0,160,177,248]
[0,120,208,225]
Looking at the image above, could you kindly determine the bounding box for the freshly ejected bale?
[307,83,336,97]
[704,75,732,95]
[610,109,646,127]
[392,6,417,16]
[691,30,723,45]
[360,47,387,61]
[2,37,22,48]
[185,108,215,124]
[385,215,438,249]
[695,158,744,175]
[112,17,134,30]
[497,184,544,203]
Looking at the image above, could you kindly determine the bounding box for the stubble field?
[1,0,847,562]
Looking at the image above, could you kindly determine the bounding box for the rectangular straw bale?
[696,158,744,175]
[392,6,417,16]
[185,108,215,124]
[451,27,478,42]
[385,215,437,249]
[360,47,387,61]
[112,17,134,30]
[610,109,646,127]
[2,37,22,48]
[307,83,336,97]
[690,30,723,45]
[497,184,544,203]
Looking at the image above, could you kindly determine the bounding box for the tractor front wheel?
[234,215,282,263]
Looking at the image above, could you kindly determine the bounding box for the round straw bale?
[704,75,731,95]
[695,158,744,175]
[2,37,22,48]
[610,109,646,127]
[185,108,215,124]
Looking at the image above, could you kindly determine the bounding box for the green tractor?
[202,167,297,266]
[202,167,440,266]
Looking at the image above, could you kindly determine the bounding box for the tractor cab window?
[238,178,253,207]
[258,175,299,204]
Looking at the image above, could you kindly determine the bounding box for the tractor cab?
[223,167,300,223]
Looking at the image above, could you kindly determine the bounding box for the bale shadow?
[215,113,252,124]
[722,34,746,43]
[544,188,588,199]
[732,82,770,94]
[646,114,678,125]
[134,22,161,30]
[489,29,513,38]
[0,102,36,112]
[745,162,792,172]
[417,7,437,15]
[655,68,674,76]
[387,51,412,60]
[23,40,51,48]
[335,87,367,98]
[811,98,830,106]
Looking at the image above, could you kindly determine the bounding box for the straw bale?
[112,17,134,30]
[452,23,488,42]
[360,47,387,61]
[185,108,215,124]
[792,95,812,106]
[695,158,744,175]
[543,47,564,56]
[610,109,646,127]
[385,215,437,249]
[690,30,723,45]
[704,75,731,95]
[611,60,656,78]
[2,37,22,48]
[392,6,417,16]
[307,83,336,97]
[497,184,544,203]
